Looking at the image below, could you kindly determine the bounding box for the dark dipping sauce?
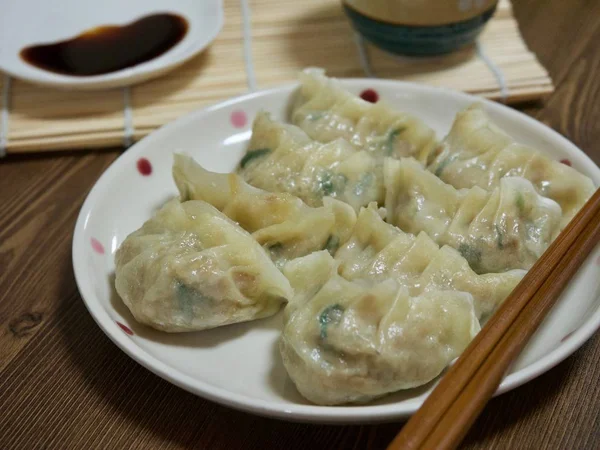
[20,13,188,76]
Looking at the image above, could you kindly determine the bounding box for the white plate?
[0,0,223,90]
[73,80,600,423]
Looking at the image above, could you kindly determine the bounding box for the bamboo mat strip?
[1,0,553,155]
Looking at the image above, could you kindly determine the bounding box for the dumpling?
[238,111,383,211]
[115,199,293,332]
[429,104,595,226]
[384,157,563,273]
[334,204,524,319]
[281,250,339,320]
[281,251,480,405]
[173,154,356,268]
[291,68,438,165]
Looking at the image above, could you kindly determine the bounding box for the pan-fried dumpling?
[385,158,563,273]
[291,68,438,165]
[115,199,293,332]
[429,104,595,226]
[173,154,356,268]
[281,251,480,405]
[334,204,524,319]
[238,112,383,211]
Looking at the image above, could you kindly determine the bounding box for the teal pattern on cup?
[344,1,498,56]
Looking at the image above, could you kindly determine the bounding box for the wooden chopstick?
[419,210,600,449]
[388,188,600,450]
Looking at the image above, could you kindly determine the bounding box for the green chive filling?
[458,243,482,269]
[319,304,344,339]
[176,282,211,321]
[240,148,271,169]
[384,127,406,156]
[495,225,504,250]
[323,235,340,255]
[516,192,525,213]
[316,170,347,197]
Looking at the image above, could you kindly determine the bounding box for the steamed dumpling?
[173,154,356,268]
[281,250,338,320]
[429,104,595,226]
[281,251,480,405]
[115,199,293,332]
[291,68,438,165]
[334,204,524,319]
[385,158,563,273]
[238,112,383,211]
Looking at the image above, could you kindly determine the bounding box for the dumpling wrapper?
[385,157,563,274]
[281,251,480,405]
[428,104,595,227]
[238,111,382,211]
[334,204,524,320]
[173,153,357,269]
[291,68,438,165]
[115,199,293,332]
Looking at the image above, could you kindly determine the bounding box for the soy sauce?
[20,13,188,76]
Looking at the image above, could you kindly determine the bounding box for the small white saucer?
[0,0,223,90]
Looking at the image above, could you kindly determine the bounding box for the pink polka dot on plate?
[230,110,247,128]
[560,159,572,167]
[360,89,379,103]
[137,158,152,176]
[117,321,134,336]
[91,238,105,255]
[595,254,600,266]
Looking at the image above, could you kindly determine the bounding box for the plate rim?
[72,79,600,423]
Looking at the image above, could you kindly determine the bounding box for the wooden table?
[2,1,600,448]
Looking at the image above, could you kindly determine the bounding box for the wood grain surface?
[1,0,599,448]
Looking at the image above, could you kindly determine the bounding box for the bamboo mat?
[0,0,552,155]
